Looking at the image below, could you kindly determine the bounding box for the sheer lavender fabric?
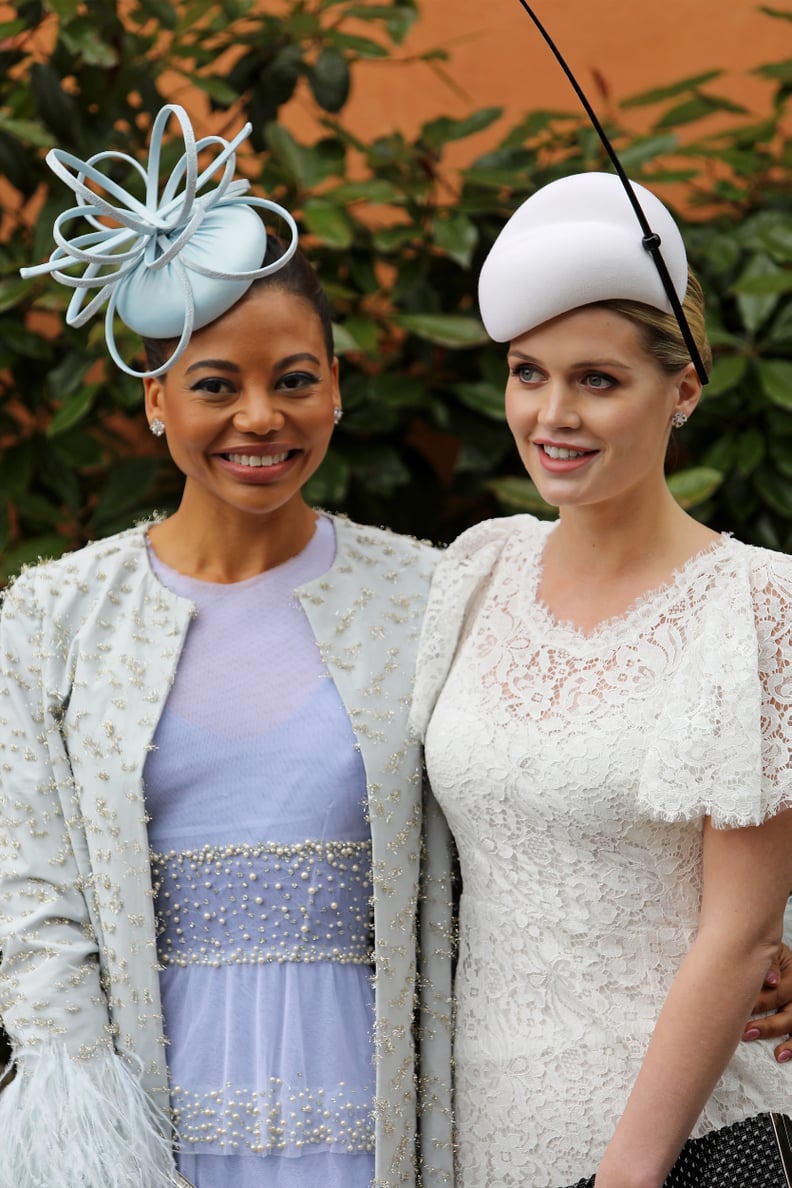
[419,516,792,1187]
[144,517,375,1188]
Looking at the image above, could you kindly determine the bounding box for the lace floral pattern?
[415,516,792,1187]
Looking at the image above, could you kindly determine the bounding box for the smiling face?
[505,305,701,516]
[144,285,340,531]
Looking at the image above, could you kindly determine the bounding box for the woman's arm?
[0,571,176,1188]
[595,808,792,1188]
[0,572,110,1055]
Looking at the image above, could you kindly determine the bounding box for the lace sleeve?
[409,518,525,741]
[637,544,792,829]
[752,548,792,817]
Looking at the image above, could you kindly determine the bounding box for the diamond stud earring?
[149,417,165,437]
[671,411,688,429]
[333,407,343,425]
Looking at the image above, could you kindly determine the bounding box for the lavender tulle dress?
[144,517,375,1188]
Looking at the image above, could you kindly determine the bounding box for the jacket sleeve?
[0,568,177,1188]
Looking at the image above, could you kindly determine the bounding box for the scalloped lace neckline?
[527,525,732,643]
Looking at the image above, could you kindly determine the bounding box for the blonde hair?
[596,270,712,376]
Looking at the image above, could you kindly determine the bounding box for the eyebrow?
[185,358,240,375]
[184,352,323,375]
[508,349,633,371]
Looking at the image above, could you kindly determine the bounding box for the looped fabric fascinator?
[20,104,298,378]
[479,171,688,342]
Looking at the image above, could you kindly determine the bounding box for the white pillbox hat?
[478,171,688,343]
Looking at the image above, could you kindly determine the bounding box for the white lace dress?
[412,515,792,1188]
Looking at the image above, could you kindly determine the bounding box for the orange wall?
[286,0,786,153]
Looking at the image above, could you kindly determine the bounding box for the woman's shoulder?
[434,513,551,579]
[3,523,151,608]
[731,537,792,581]
[720,537,792,609]
[329,514,439,574]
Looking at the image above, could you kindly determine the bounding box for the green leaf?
[265,123,308,185]
[44,0,81,15]
[769,436,792,480]
[0,278,34,312]
[753,59,792,82]
[51,427,104,469]
[432,212,477,267]
[623,71,724,107]
[703,354,747,397]
[367,372,425,409]
[47,386,97,436]
[617,134,679,169]
[14,491,62,529]
[753,467,792,518]
[0,116,52,148]
[89,458,160,532]
[420,107,502,150]
[736,427,766,476]
[187,74,239,105]
[307,48,350,113]
[327,32,388,58]
[339,313,380,354]
[486,476,557,517]
[456,381,507,422]
[136,0,179,24]
[758,7,792,21]
[30,62,79,142]
[666,467,724,509]
[301,198,354,248]
[327,179,401,204]
[391,313,489,348]
[332,323,360,355]
[655,94,748,129]
[46,352,94,399]
[372,225,416,252]
[702,436,736,474]
[758,359,792,410]
[60,20,119,68]
[730,271,792,296]
[739,210,792,257]
[500,109,576,145]
[734,255,785,333]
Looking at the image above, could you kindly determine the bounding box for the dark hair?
[142,235,334,372]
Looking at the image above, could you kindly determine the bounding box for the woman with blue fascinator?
[411,169,792,1188]
[0,105,454,1188]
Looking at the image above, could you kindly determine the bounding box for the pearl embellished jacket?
[0,516,455,1188]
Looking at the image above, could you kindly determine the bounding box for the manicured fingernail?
[767,971,780,986]
[744,1028,761,1041]
[778,1050,792,1063]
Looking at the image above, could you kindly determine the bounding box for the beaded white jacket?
[0,515,454,1188]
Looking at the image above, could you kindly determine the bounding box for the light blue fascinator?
[20,104,299,378]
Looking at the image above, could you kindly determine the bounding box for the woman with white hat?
[0,106,454,1188]
[411,171,792,1187]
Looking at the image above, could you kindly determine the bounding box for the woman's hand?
[743,941,792,1063]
